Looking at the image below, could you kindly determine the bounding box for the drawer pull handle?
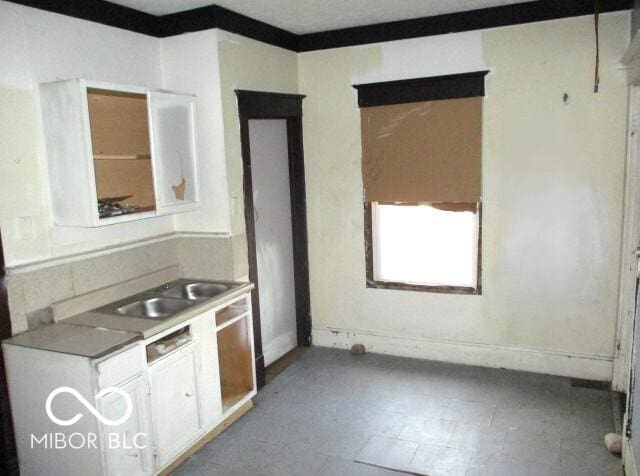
[185,392,193,398]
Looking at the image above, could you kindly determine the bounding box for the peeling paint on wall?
[172,176,186,200]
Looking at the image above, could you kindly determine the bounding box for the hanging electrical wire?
[594,0,600,93]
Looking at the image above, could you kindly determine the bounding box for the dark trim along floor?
[6,0,632,52]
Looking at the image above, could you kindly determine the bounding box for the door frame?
[235,90,311,388]
[614,85,640,394]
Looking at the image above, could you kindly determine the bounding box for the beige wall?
[299,13,629,379]
[216,31,299,277]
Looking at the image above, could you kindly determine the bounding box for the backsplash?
[6,234,242,334]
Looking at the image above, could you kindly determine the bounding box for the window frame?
[364,201,482,295]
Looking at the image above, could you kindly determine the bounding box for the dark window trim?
[353,71,489,107]
[364,202,483,296]
[5,0,631,52]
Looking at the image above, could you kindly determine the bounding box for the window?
[355,72,486,294]
[369,203,480,292]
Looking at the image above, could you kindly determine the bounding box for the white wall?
[299,13,630,380]
[0,1,173,267]
[160,30,232,235]
[0,2,300,273]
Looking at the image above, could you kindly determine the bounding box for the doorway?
[249,119,297,368]
[236,90,311,388]
[618,85,640,474]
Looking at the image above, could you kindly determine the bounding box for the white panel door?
[97,375,154,476]
[149,342,204,469]
[148,91,200,214]
[249,119,297,366]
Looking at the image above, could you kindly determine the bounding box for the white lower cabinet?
[3,291,255,476]
[98,375,154,476]
[148,341,204,469]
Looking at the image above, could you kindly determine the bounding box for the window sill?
[366,279,481,295]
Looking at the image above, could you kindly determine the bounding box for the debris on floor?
[604,433,622,454]
[350,343,366,355]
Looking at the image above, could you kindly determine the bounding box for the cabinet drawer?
[96,346,144,388]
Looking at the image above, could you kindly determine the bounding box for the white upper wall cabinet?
[39,79,200,227]
[148,91,200,215]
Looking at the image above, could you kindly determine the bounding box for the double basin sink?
[95,280,239,321]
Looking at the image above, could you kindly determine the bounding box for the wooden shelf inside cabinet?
[94,154,151,160]
[89,87,157,217]
[222,387,250,410]
[215,304,248,329]
[97,209,156,224]
[217,316,253,413]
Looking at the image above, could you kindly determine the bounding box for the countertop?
[65,281,254,339]
[2,323,138,359]
[2,280,254,358]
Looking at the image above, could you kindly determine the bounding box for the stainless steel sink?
[93,279,242,320]
[161,282,231,301]
[114,297,195,320]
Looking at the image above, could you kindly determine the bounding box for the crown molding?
[297,0,632,51]
[5,0,633,53]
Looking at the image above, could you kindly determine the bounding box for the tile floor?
[176,347,621,476]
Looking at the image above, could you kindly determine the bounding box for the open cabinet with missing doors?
[40,79,200,227]
[215,295,255,414]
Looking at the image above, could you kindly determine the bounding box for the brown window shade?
[361,96,482,203]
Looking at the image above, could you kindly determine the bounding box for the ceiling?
[108,0,533,34]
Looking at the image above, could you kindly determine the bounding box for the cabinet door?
[97,375,154,476]
[40,79,99,227]
[148,91,200,214]
[149,341,204,469]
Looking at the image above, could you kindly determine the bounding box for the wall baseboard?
[312,327,614,381]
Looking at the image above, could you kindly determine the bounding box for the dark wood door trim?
[286,117,312,348]
[0,231,18,475]
[236,90,311,389]
[237,90,305,117]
